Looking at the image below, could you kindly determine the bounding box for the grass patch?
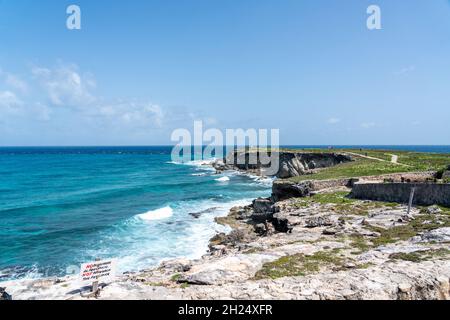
[289,157,409,182]
[242,247,264,254]
[389,248,450,262]
[368,214,450,247]
[344,214,450,253]
[355,262,375,269]
[145,282,166,287]
[170,273,182,282]
[253,250,345,279]
[348,234,372,254]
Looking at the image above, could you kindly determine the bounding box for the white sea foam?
[136,206,173,221]
[215,176,230,182]
[166,158,216,172]
[185,159,216,166]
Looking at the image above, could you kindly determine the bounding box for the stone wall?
[350,183,450,207]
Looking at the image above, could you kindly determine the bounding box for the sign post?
[407,187,416,216]
[79,258,116,297]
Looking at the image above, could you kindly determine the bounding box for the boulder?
[443,170,450,179]
[212,160,229,171]
[0,287,12,300]
[272,214,293,233]
[160,259,192,272]
[412,227,450,243]
[425,205,442,215]
[252,198,274,213]
[272,180,312,201]
[251,211,274,223]
[189,212,201,219]
[234,207,253,220]
[254,223,267,235]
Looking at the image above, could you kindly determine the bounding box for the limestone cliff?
[213,150,352,178]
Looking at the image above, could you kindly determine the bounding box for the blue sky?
[1,0,450,146]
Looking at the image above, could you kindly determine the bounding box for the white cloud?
[327,117,341,124]
[113,102,164,128]
[29,63,167,128]
[32,63,96,107]
[1,62,221,144]
[360,122,376,129]
[0,91,22,113]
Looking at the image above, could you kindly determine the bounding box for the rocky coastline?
[1,151,449,300]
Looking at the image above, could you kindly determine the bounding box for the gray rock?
[251,211,274,223]
[443,170,450,179]
[305,216,333,228]
[322,227,341,235]
[160,259,192,272]
[252,198,273,213]
[272,181,312,201]
[0,287,12,300]
[412,227,450,243]
[189,207,220,219]
[212,160,229,172]
[235,207,253,220]
[272,216,292,233]
[425,205,442,215]
[254,223,267,235]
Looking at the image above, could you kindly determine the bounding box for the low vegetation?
[253,250,344,279]
[389,248,450,262]
[344,213,450,254]
[285,148,449,183]
[293,191,398,216]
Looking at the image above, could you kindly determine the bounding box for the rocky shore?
[1,151,449,300]
[3,181,449,300]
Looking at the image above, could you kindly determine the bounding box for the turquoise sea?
[0,145,449,280]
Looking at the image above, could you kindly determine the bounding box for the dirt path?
[345,152,409,167]
[390,154,399,164]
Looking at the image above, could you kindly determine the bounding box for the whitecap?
[136,206,173,221]
[215,176,230,182]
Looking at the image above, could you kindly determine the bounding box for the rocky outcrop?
[412,228,450,243]
[213,151,352,178]
[443,165,450,180]
[2,188,449,300]
[276,152,352,178]
[272,180,313,201]
[0,287,12,300]
[272,178,357,201]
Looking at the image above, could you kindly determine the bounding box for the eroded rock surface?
[3,184,449,300]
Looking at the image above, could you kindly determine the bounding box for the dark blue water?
[0,145,449,280]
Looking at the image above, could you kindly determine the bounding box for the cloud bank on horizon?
[1,0,450,146]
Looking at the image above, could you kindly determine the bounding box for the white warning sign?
[79,259,116,284]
